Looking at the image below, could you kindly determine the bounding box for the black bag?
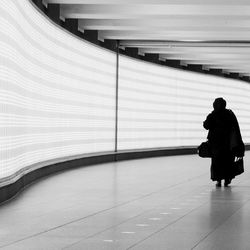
[197,141,212,158]
[232,143,245,158]
[229,110,245,157]
[233,158,244,176]
[230,128,245,157]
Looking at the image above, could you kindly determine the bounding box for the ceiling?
[44,0,250,77]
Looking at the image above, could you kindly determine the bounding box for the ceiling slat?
[43,0,250,76]
[140,48,250,54]
[46,0,250,5]
[79,19,250,30]
[98,30,250,41]
[60,5,250,17]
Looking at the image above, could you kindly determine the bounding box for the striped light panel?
[118,55,250,150]
[1,0,250,181]
[0,0,116,179]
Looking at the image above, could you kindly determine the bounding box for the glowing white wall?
[1,0,250,180]
[118,56,250,150]
[0,0,116,178]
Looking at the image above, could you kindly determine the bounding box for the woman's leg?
[224,179,231,186]
[216,180,222,187]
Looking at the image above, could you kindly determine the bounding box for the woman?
[203,98,244,187]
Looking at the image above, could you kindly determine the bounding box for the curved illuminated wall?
[118,56,250,150]
[1,0,250,182]
[0,0,116,180]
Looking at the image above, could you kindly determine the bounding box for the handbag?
[197,141,212,158]
[230,128,245,157]
[229,110,245,157]
[233,157,244,176]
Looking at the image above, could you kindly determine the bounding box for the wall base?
[1,145,249,205]
[0,147,196,204]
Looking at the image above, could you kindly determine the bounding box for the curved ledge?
[1,144,250,205]
[0,146,197,205]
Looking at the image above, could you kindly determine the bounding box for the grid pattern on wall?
[0,0,116,179]
[118,55,250,150]
[1,0,250,180]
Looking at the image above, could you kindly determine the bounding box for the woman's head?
[213,97,226,112]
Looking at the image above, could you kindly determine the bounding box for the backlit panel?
[0,0,116,178]
[118,55,250,150]
[1,0,250,181]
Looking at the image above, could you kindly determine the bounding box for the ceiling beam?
[139,47,250,54]
[182,59,250,69]
[80,25,250,32]
[161,53,250,60]
[98,30,250,40]
[207,66,249,72]
[45,1,250,77]
[78,19,250,31]
[46,0,250,4]
[182,62,250,74]
[60,5,250,18]
[120,41,250,47]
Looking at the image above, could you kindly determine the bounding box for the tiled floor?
[0,153,250,249]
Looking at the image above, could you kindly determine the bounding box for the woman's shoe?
[224,179,231,187]
[216,181,221,187]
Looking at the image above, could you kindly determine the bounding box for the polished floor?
[0,152,250,250]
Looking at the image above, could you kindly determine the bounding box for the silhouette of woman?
[203,98,244,187]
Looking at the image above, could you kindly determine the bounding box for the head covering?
[213,97,226,112]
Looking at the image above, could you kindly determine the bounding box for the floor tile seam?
[83,184,211,238]
[0,164,200,209]
[190,196,250,250]
[126,200,210,250]
[61,184,210,249]
[60,209,155,250]
[0,173,207,249]
[0,182,206,220]
[135,172,207,201]
[0,201,144,249]
[0,174,205,248]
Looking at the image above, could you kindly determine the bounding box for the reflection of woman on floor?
[203,97,244,187]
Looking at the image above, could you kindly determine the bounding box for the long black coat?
[203,109,243,181]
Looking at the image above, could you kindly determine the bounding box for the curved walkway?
[0,153,250,249]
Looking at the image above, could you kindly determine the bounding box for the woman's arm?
[203,113,213,130]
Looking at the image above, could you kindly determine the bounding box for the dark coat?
[203,109,244,181]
